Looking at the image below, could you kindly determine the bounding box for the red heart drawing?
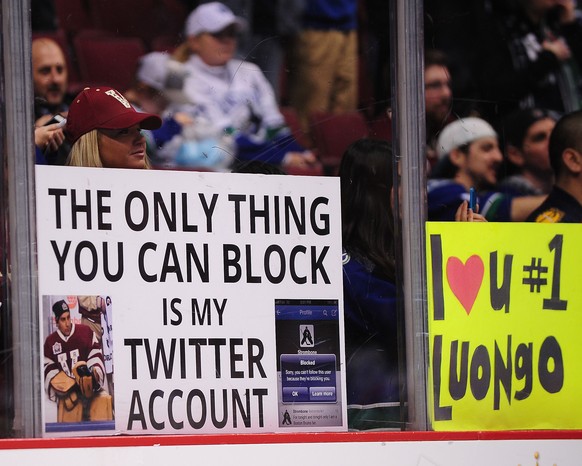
[446,255,484,315]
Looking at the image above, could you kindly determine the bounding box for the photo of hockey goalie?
[42,295,115,434]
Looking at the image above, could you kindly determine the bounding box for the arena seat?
[279,106,313,149]
[308,111,370,175]
[73,35,146,91]
[54,0,94,36]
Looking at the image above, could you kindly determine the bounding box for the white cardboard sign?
[35,166,346,436]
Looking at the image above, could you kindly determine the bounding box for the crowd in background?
[31,5,579,141]
[30,1,582,188]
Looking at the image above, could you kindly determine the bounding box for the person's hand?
[282,150,320,169]
[34,123,65,153]
[455,200,487,222]
[542,38,571,61]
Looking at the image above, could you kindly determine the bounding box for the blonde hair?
[66,129,151,168]
[66,130,102,167]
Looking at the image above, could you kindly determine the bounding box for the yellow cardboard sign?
[426,222,582,431]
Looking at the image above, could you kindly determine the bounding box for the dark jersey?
[43,323,105,399]
[526,186,582,223]
[342,251,400,430]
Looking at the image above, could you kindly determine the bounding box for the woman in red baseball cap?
[64,86,162,169]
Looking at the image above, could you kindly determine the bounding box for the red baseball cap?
[65,86,162,143]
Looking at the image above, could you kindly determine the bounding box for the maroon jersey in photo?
[43,323,105,399]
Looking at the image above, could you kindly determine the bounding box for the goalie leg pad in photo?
[89,393,113,421]
[62,390,79,411]
[57,395,83,423]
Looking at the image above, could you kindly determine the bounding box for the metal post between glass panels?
[389,0,430,430]
[2,0,41,438]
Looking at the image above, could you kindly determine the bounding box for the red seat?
[151,35,181,53]
[279,107,325,175]
[54,0,94,36]
[73,36,146,91]
[90,0,186,47]
[90,0,156,41]
[308,111,370,175]
[368,112,393,141]
[73,28,115,41]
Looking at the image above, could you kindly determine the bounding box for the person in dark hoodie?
[478,0,582,122]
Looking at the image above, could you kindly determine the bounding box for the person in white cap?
[428,117,546,221]
[168,1,319,171]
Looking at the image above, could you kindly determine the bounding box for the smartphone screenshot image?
[274,299,343,428]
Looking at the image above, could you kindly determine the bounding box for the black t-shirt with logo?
[526,186,582,223]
